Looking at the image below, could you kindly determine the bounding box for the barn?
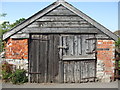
[3,0,118,83]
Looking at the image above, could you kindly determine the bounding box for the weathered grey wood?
[62,36,67,56]
[29,34,60,83]
[62,55,96,60]
[32,40,36,83]
[10,33,29,38]
[36,38,39,83]
[63,60,96,83]
[62,1,118,40]
[77,35,82,55]
[53,35,59,83]
[77,61,80,83]
[79,61,81,82]
[46,9,76,15]
[68,61,72,83]
[46,5,76,15]
[25,27,98,33]
[59,36,63,60]
[28,21,93,28]
[48,35,54,83]
[37,16,83,22]
[71,61,75,83]
[74,61,77,83]
[59,61,64,83]
[64,61,67,83]
[74,36,78,55]
[3,1,61,40]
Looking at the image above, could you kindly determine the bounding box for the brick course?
[97,40,115,81]
[5,38,28,59]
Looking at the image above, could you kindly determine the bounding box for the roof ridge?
[57,0,65,2]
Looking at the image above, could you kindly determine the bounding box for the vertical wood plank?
[79,61,81,83]
[81,35,86,55]
[59,61,64,83]
[76,61,80,83]
[53,35,59,83]
[67,61,69,83]
[39,38,44,83]
[59,36,63,60]
[36,37,39,83]
[44,35,48,83]
[71,61,75,83]
[63,36,67,56]
[48,35,54,83]
[77,35,82,55]
[74,36,78,55]
[33,40,37,83]
[64,61,67,83]
[69,36,74,55]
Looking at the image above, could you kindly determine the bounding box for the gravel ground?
[1,81,118,88]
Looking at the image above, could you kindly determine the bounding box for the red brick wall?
[5,38,28,59]
[97,40,115,79]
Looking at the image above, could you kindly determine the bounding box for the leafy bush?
[1,61,28,84]
[10,69,28,84]
[1,61,13,82]
[115,38,120,48]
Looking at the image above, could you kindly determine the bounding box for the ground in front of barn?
[1,80,119,88]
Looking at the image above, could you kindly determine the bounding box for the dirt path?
[2,81,118,88]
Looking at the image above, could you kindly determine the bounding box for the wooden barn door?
[29,34,59,83]
[59,34,96,83]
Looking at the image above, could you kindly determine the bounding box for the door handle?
[58,46,68,49]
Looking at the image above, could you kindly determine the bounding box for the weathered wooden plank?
[64,61,67,83]
[59,61,64,83]
[62,36,67,56]
[69,61,73,83]
[28,21,93,28]
[69,36,74,56]
[48,35,54,83]
[59,36,63,60]
[86,35,89,52]
[81,61,84,80]
[46,6,76,15]
[67,61,71,83]
[71,61,75,83]
[39,40,45,83]
[62,55,96,60]
[77,61,80,83]
[10,33,29,38]
[36,37,39,83]
[25,27,98,34]
[37,16,83,22]
[74,36,78,55]
[43,36,48,83]
[81,35,87,55]
[79,61,81,83]
[77,35,82,55]
[74,61,77,83]
[33,40,37,83]
[29,39,33,83]
[53,35,59,83]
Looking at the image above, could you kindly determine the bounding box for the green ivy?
[115,38,120,48]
